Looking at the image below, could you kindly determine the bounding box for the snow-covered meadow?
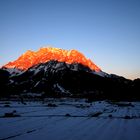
[0,98,140,140]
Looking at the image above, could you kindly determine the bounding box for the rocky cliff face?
[3,47,100,72]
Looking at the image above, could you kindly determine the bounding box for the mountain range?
[0,47,140,100]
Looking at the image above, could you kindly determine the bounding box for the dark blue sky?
[0,0,140,79]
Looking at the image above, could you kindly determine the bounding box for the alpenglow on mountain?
[3,47,101,72]
[1,46,140,100]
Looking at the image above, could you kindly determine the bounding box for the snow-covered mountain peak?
[3,47,101,72]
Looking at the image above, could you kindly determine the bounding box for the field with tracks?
[0,99,140,140]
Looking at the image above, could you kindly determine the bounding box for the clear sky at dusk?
[0,0,140,79]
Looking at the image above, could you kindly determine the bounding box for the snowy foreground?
[0,98,140,140]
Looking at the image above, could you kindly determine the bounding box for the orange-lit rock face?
[4,47,101,72]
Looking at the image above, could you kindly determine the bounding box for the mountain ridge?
[0,47,140,100]
[1,60,140,100]
[3,47,101,72]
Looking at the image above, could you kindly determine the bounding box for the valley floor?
[0,98,140,140]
